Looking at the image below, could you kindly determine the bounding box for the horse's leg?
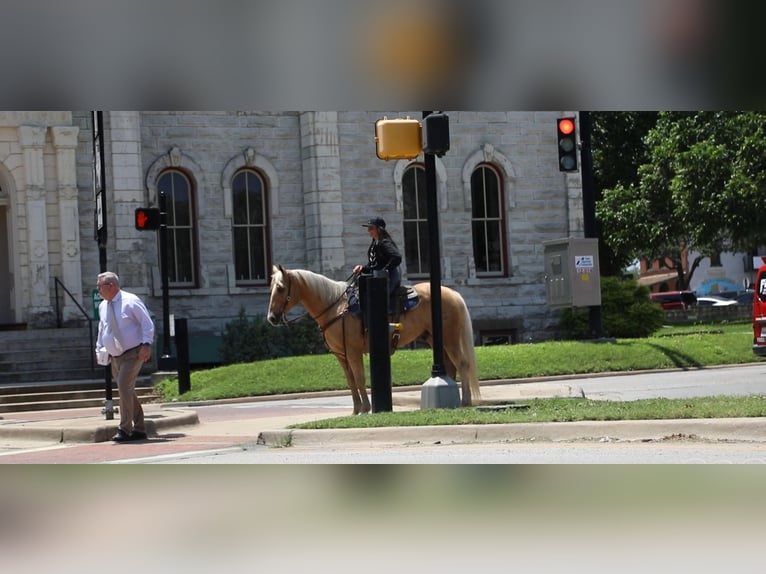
[347,353,370,414]
[439,349,472,406]
[335,355,362,415]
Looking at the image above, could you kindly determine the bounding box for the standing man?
[95,271,155,442]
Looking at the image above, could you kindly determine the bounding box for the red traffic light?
[558,118,575,135]
[134,207,161,230]
[556,116,578,172]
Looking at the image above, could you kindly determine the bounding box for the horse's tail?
[455,293,482,402]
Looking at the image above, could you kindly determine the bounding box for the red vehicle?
[650,290,697,310]
[752,265,766,356]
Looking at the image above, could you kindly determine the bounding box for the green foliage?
[295,395,766,429]
[156,323,757,402]
[597,111,766,288]
[219,307,326,364]
[558,276,664,339]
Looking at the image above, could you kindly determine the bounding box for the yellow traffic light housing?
[374,117,422,160]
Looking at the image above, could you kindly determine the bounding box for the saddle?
[346,284,419,321]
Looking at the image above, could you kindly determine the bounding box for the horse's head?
[267,264,297,326]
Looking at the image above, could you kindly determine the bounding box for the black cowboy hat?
[361,217,386,229]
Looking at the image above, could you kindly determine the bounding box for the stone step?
[0,387,156,405]
[0,394,159,414]
[0,377,158,413]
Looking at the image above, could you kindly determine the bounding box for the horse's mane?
[289,268,347,302]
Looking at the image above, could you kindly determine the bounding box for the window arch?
[231,168,270,284]
[401,164,430,277]
[157,169,197,287]
[470,163,507,277]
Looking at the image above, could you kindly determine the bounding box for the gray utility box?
[543,237,602,307]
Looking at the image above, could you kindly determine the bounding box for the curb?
[0,409,199,443]
[256,417,766,448]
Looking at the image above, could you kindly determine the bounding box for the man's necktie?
[108,300,124,354]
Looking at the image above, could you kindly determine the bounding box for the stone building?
[0,111,583,361]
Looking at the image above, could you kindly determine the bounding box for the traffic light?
[134,207,161,230]
[374,117,422,160]
[556,117,578,172]
[422,113,450,157]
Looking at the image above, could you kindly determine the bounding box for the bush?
[558,276,664,339]
[220,308,327,364]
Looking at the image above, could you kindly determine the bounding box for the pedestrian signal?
[374,117,422,160]
[134,207,161,230]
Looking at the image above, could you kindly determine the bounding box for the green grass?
[293,395,766,429]
[153,321,766,429]
[157,322,759,402]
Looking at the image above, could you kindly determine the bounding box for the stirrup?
[389,322,401,355]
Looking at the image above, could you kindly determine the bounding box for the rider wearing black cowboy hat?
[353,217,402,314]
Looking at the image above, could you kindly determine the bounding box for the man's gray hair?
[97,271,120,286]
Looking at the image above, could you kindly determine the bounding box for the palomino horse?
[267,264,481,414]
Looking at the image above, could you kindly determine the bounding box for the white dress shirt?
[96,290,154,357]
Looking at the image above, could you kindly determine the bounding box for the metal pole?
[92,111,114,420]
[423,112,446,377]
[175,317,191,394]
[366,274,393,412]
[158,189,174,369]
[579,111,604,339]
[420,111,459,408]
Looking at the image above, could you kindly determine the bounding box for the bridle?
[273,269,358,329]
[272,269,302,326]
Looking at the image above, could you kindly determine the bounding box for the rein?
[280,271,358,330]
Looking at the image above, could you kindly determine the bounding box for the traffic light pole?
[579,111,604,339]
[92,111,114,420]
[420,110,460,409]
[158,190,174,369]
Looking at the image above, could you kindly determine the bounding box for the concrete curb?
[256,417,766,448]
[0,409,199,443]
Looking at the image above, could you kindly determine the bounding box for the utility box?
[543,237,601,307]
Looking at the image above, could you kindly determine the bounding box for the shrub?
[558,276,664,339]
[220,308,327,364]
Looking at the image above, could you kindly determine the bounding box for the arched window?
[402,164,430,277]
[470,164,506,276]
[231,169,270,284]
[157,170,197,287]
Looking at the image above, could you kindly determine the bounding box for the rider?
[353,217,402,315]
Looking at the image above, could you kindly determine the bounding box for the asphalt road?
[121,439,766,464]
[3,363,766,464]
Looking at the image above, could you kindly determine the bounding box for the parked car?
[650,290,697,310]
[696,295,738,306]
[718,290,754,305]
[735,290,754,305]
[753,267,766,356]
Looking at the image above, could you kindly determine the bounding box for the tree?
[596,111,766,290]
[590,112,659,275]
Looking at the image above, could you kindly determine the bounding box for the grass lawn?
[154,322,766,428]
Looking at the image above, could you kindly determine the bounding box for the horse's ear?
[277,264,286,275]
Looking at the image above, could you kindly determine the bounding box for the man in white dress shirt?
[95,271,155,442]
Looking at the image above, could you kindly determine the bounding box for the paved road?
[2,364,766,464]
[574,364,766,400]
[118,439,766,464]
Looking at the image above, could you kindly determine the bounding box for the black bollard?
[175,317,191,395]
[364,274,393,412]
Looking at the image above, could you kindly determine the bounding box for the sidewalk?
[2,380,766,447]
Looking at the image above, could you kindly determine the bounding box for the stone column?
[299,112,345,275]
[18,125,52,326]
[51,125,83,323]
[107,111,149,292]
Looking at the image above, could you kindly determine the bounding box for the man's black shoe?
[129,430,148,441]
[112,430,131,443]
